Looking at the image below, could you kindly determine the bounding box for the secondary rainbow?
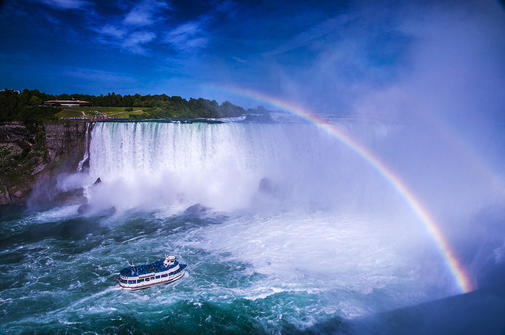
[216,85,474,293]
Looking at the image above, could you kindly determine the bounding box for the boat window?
[138,279,144,283]
[145,278,149,282]
[151,277,155,280]
[128,281,134,284]
[156,276,160,279]
[161,274,168,277]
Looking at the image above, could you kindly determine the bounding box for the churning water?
[0,121,473,333]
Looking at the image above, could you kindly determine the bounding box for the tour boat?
[118,255,186,290]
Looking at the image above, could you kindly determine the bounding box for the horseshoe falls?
[86,121,398,213]
[1,120,503,334]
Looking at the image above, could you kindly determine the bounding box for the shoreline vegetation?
[0,89,263,123]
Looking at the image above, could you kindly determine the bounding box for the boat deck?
[120,260,179,278]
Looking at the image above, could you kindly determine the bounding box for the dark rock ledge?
[0,121,92,206]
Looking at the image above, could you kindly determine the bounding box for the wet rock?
[77,203,91,215]
[31,162,47,175]
[0,185,11,205]
[259,178,274,194]
[80,158,90,171]
[53,187,86,204]
[184,203,209,215]
[100,206,116,217]
[0,121,93,206]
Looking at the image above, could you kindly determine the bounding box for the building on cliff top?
[44,99,91,107]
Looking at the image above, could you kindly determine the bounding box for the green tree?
[29,96,42,106]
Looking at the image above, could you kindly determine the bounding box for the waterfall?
[85,121,397,212]
[77,122,91,172]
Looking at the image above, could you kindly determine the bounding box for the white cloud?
[263,16,351,57]
[36,0,91,10]
[169,21,200,37]
[123,0,171,27]
[91,0,168,55]
[494,240,505,264]
[165,21,208,52]
[122,31,157,54]
[98,24,126,38]
[162,1,236,53]
[231,56,246,64]
[87,0,225,55]
[63,67,135,83]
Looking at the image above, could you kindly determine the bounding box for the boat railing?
[119,266,185,285]
[120,261,180,277]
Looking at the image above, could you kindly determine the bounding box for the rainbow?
[215,85,474,293]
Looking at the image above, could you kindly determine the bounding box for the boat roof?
[120,260,178,277]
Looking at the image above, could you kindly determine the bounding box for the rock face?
[0,121,92,205]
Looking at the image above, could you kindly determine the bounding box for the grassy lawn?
[56,106,151,119]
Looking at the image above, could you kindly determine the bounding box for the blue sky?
[0,0,406,104]
[1,0,502,110]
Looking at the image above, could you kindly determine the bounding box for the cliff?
[0,121,91,205]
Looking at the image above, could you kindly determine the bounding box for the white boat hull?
[119,269,185,290]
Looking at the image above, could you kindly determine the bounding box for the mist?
[66,0,505,310]
[197,0,505,331]
[261,0,505,331]
[3,0,505,333]
[234,0,505,282]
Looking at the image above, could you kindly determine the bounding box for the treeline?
[0,89,59,123]
[60,92,246,118]
[0,89,247,121]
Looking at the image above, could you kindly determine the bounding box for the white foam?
[33,205,80,222]
[193,210,444,316]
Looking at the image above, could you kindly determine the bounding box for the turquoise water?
[0,204,454,334]
[0,207,331,333]
[0,121,479,333]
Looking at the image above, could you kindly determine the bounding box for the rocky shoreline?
[0,121,92,205]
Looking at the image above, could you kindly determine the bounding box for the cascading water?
[76,122,91,173]
[0,120,468,333]
[87,121,280,211]
[85,121,404,213]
